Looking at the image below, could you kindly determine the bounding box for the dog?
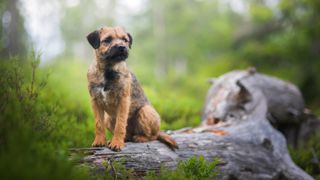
[86,26,178,151]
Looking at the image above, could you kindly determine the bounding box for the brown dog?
[86,26,178,151]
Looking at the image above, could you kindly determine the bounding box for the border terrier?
[86,26,178,151]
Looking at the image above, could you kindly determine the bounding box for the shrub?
[0,53,91,179]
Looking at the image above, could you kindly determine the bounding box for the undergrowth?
[289,134,320,179]
[144,156,219,180]
[0,54,91,179]
[97,156,219,180]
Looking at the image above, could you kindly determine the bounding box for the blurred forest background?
[0,0,319,179]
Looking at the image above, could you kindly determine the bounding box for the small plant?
[144,156,219,180]
[101,158,135,180]
[178,156,219,179]
[289,133,320,179]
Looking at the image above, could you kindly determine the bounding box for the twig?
[30,60,36,98]
[311,147,319,165]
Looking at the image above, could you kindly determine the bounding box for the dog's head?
[86,27,132,62]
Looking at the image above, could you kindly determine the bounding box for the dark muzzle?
[104,45,129,61]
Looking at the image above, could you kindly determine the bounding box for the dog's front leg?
[108,95,130,151]
[91,99,106,147]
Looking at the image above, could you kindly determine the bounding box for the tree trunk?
[0,0,27,57]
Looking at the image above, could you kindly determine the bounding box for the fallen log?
[201,68,320,147]
[72,69,318,179]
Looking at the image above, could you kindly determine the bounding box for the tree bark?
[0,0,26,57]
[72,69,318,180]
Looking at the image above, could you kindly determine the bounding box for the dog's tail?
[157,131,179,150]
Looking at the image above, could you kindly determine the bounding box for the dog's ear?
[86,30,100,49]
[127,33,133,49]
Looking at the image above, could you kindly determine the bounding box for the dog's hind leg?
[132,105,160,141]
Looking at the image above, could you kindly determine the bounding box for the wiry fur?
[86,27,178,151]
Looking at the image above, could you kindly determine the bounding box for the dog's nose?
[117,46,126,52]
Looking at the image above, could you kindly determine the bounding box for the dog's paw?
[107,138,124,151]
[91,136,106,147]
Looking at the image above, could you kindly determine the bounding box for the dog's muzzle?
[103,45,129,61]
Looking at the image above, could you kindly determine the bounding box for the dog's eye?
[103,36,112,44]
[122,37,128,42]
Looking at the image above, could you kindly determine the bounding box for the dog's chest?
[91,76,122,108]
[96,86,111,103]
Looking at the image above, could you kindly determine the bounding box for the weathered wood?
[201,68,320,147]
[73,69,318,180]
